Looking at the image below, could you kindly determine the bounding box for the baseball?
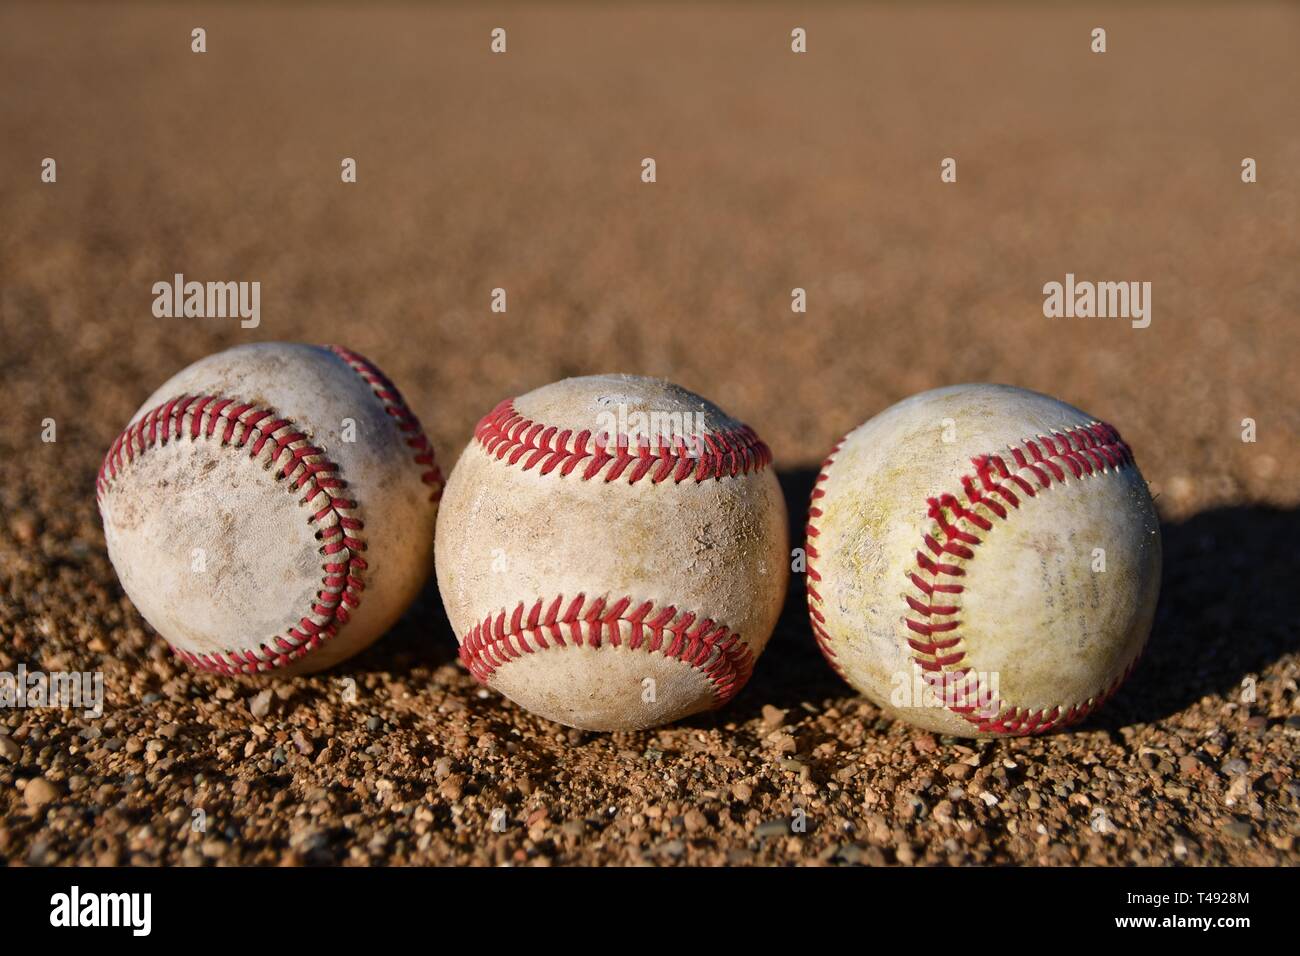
[435,374,788,731]
[807,383,1161,737]
[96,342,442,676]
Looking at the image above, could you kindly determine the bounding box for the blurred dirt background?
[1,2,1298,866]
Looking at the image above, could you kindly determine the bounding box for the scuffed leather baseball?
[807,383,1160,737]
[436,374,788,731]
[97,342,442,676]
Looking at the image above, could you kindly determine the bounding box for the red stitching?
[904,421,1141,734]
[96,395,366,676]
[459,593,756,708]
[804,433,849,677]
[327,345,444,501]
[472,399,773,484]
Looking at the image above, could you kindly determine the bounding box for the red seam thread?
[459,593,755,708]
[327,345,444,502]
[904,421,1141,734]
[472,399,773,484]
[804,433,850,678]
[96,396,366,676]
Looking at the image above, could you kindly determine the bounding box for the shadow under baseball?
[689,466,854,727]
[1091,503,1300,731]
[343,572,461,677]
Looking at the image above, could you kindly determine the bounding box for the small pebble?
[1222,821,1253,842]
[658,839,686,858]
[24,777,62,810]
[248,690,273,719]
[760,705,787,729]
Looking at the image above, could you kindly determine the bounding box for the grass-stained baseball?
[96,342,442,676]
[807,383,1161,737]
[435,374,789,731]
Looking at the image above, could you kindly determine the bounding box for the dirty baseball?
[807,383,1162,737]
[435,374,789,731]
[96,342,442,675]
